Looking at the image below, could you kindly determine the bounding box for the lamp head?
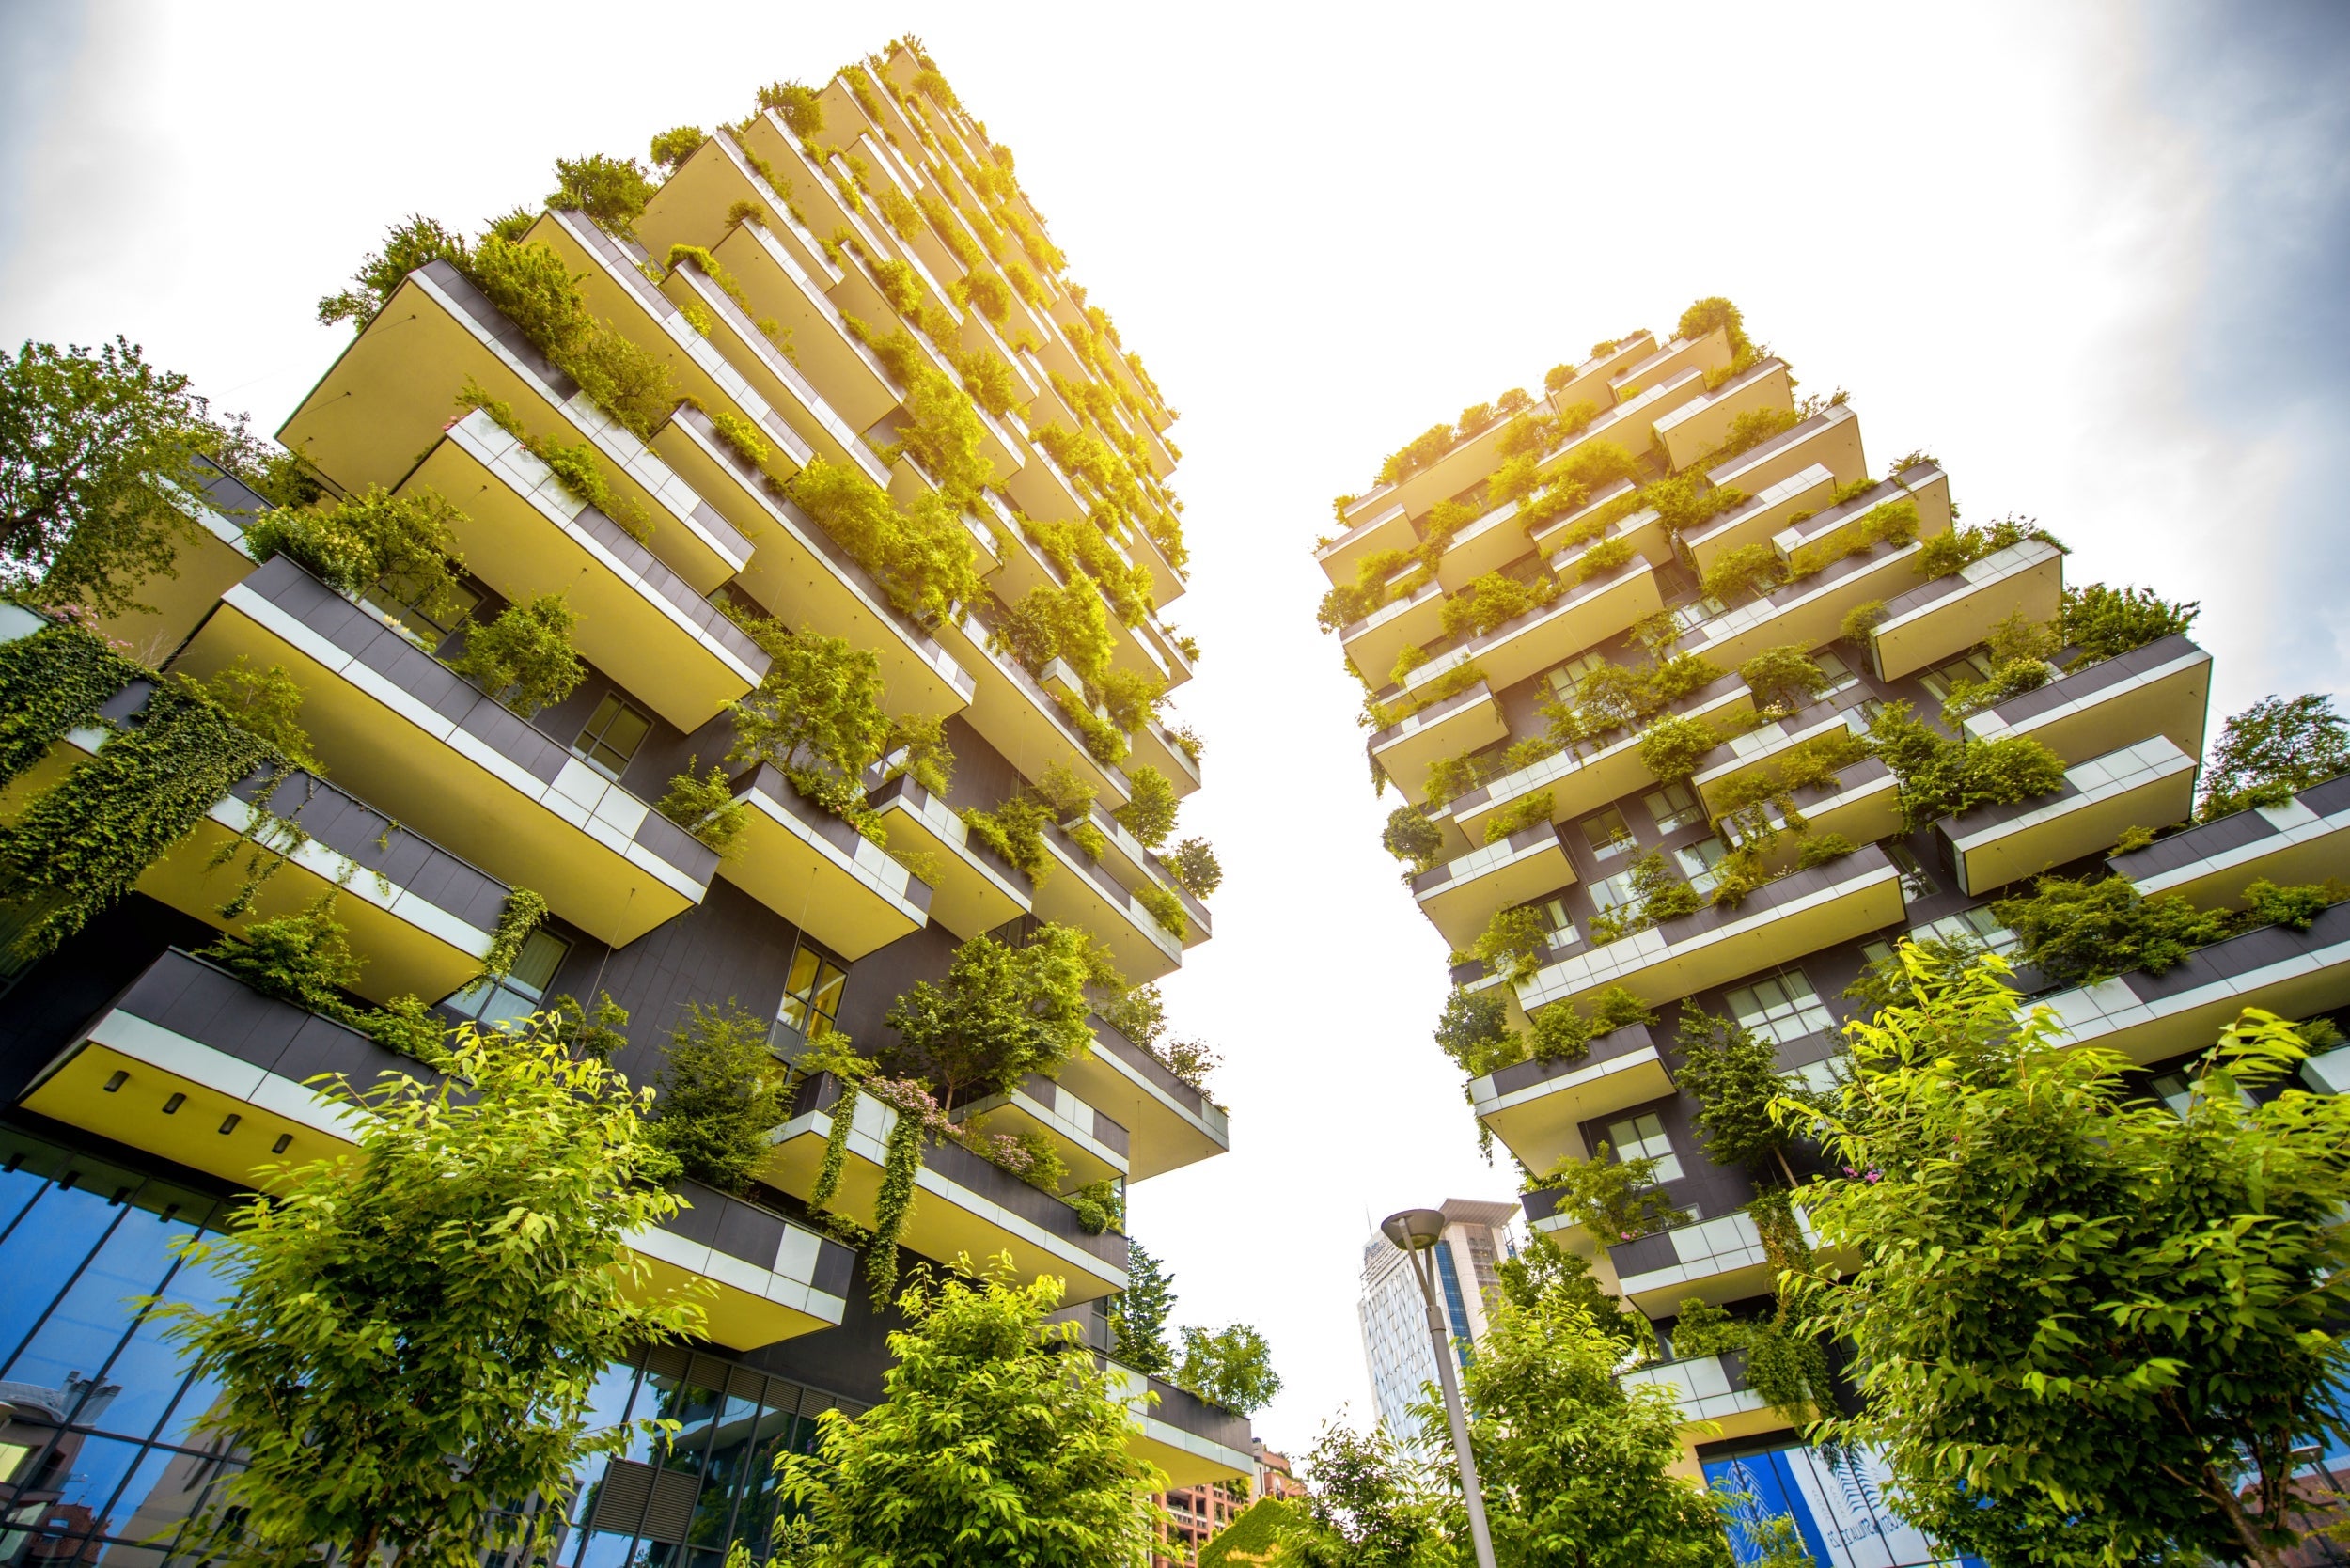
[1380,1208,1449,1251]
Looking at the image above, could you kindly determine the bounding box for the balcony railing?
[2111,773,2350,909]
[181,557,715,947]
[866,773,1031,939]
[1672,537,1923,673]
[762,1072,1130,1302]
[1936,736,2199,897]
[1679,463,1839,575]
[2042,898,2350,1066]
[1620,1349,1782,1438]
[1702,402,1866,497]
[1606,1204,1820,1312]
[1470,1023,1672,1173]
[16,949,854,1351]
[1514,843,1906,1013]
[950,1071,1130,1186]
[1962,633,2214,767]
[724,764,932,961]
[1653,359,1793,473]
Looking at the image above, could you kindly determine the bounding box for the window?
[1814,649,1863,698]
[1605,1112,1683,1182]
[1912,904,2018,955]
[444,929,571,1027]
[1886,841,1938,898]
[1545,652,1608,702]
[1670,594,1726,635]
[1674,837,1729,895]
[573,693,652,780]
[1590,867,1642,917]
[1580,806,1634,862]
[774,938,848,1058]
[1645,782,1703,835]
[1918,651,1996,704]
[1726,969,1836,1045]
[1531,897,1582,950]
[366,570,478,648]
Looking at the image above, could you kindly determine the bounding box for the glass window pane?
[1580,808,1632,859]
[18,1432,147,1540]
[0,1173,142,1381]
[6,1206,192,1420]
[509,931,571,998]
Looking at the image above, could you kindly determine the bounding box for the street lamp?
[1382,1207,1498,1568]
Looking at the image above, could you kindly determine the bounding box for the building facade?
[1315,300,2345,1565]
[0,39,1246,1568]
[1355,1198,1513,1435]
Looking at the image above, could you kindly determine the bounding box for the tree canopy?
[2200,692,2350,820]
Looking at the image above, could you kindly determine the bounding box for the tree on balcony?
[2200,692,2350,821]
[1792,946,2350,1566]
[154,1009,704,1568]
[776,1262,1166,1567]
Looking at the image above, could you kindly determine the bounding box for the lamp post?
[1382,1207,1498,1568]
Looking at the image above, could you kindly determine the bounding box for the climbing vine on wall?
[0,621,145,787]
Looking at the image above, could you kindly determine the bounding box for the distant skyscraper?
[1356,1198,1516,1435]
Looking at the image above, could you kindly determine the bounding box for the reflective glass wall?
[0,1125,861,1568]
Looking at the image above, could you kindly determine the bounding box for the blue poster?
[1703,1443,1982,1568]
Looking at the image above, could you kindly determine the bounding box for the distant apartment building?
[1356,1197,1515,1435]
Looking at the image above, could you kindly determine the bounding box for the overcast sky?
[5,0,2347,1457]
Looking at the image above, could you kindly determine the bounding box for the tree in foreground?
[156,1011,706,1568]
[1792,945,2350,1565]
[776,1260,1166,1567]
[1272,1420,1456,1568]
[1457,1294,1734,1568]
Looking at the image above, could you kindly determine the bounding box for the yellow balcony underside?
[1476,1047,1674,1173]
[1656,362,1794,473]
[1032,838,1183,984]
[1058,1042,1227,1183]
[1316,500,1415,589]
[1945,740,2199,898]
[871,785,1030,941]
[1964,644,2213,766]
[179,584,700,948]
[1418,832,1576,951]
[1682,466,1839,576]
[1373,685,1507,808]
[1448,684,1760,846]
[934,618,1133,807]
[721,776,929,962]
[1872,540,2063,682]
[1343,583,1444,689]
[707,223,900,433]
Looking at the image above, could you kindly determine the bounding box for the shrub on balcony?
[1700,541,1781,606]
[1167,838,1221,900]
[1439,571,1539,639]
[547,152,658,238]
[648,125,703,171]
[1382,804,1445,874]
[1573,535,1634,583]
[1678,294,1752,358]
[1698,403,1801,473]
[786,458,980,628]
[1481,789,1557,846]
[647,1001,791,1195]
[1795,832,1856,869]
[1112,764,1178,845]
[464,235,678,440]
[2199,693,2350,820]
[1784,498,1919,581]
[2060,581,2199,663]
[755,77,824,136]
[1465,905,1551,984]
[246,486,469,621]
[1136,881,1187,940]
[1434,984,1516,1077]
[316,217,472,329]
[448,594,584,717]
[1637,713,1718,784]
[1868,701,2066,829]
[882,924,1107,1111]
[1991,874,2234,987]
[654,760,749,855]
[1525,985,1656,1067]
[1911,513,2065,581]
[728,627,892,825]
[1737,644,1828,713]
[1525,1141,1687,1242]
[458,384,651,541]
[960,796,1054,885]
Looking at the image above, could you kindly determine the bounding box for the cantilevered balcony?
[933,606,1133,807]
[1034,823,1184,983]
[405,411,768,730]
[1445,674,1758,844]
[277,260,751,597]
[702,220,903,433]
[19,949,854,1351]
[1105,1365,1254,1487]
[1937,736,2199,896]
[722,764,931,961]
[1077,805,1212,949]
[1653,359,1794,473]
[1340,578,1443,685]
[1621,1351,1783,1441]
[951,1073,1129,1187]
[2042,899,2350,1065]
[0,672,509,1006]
[2112,774,2350,909]
[1317,498,1416,588]
[535,207,818,478]
[1061,1017,1229,1180]
[760,1072,1130,1303]
[1680,464,1839,576]
[1528,487,1673,578]
[655,406,977,720]
[1553,371,1708,470]
[1704,403,1866,498]
[1866,537,2061,682]
[1962,634,2214,766]
[1516,843,1905,1013]
[1691,694,1874,823]
[1435,496,1537,590]
[635,131,842,286]
[1773,464,1953,567]
[1131,717,1202,799]
[178,558,714,947]
[1371,681,1507,807]
[95,458,266,654]
[1470,1023,1673,1172]
[1548,333,1658,414]
[867,774,1031,940]
[1396,555,1664,711]
[1608,328,1731,403]
[1672,537,1924,672]
[1719,759,1904,874]
[1414,821,1576,950]
[1607,1206,1818,1313]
